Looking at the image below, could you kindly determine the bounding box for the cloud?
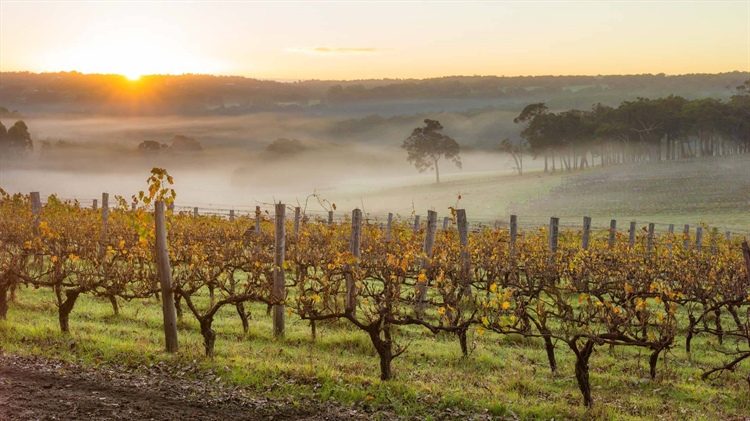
[285,47,383,55]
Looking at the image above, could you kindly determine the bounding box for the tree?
[402,119,461,184]
[514,103,554,172]
[137,140,168,153]
[497,137,528,175]
[0,120,33,155]
[169,134,203,152]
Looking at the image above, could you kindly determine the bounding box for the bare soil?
[0,354,377,421]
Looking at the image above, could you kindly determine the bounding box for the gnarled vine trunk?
[571,339,595,407]
[0,284,9,320]
[58,290,81,334]
[236,303,249,334]
[200,316,217,359]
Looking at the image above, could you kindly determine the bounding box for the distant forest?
[512,80,749,173]
[0,71,748,116]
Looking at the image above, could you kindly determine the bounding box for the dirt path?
[0,354,372,421]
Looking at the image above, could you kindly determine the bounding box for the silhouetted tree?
[402,119,461,184]
[169,135,203,152]
[137,140,168,153]
[0,120,33,155]
[497,137,528,175]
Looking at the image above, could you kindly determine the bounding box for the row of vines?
[1,186,749,407]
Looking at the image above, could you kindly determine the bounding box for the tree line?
[509,80,750,174]
[1,71,747,116]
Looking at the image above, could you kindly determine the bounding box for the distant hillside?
[1,71,747,117]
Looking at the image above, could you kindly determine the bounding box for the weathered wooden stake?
[725,231,731,241]
[273,203,286,337]
[647,223,655,254]
[413,214,420,235]
[93,199,98,210]
[742,240,750,284]
[628,221,636,249]
[328,210,334,225]
[683,224,690,251]
[457,209,471,296]
[255,206,261,235]
[668,224,675,257]
[193,207,198,219]
[416,210,438,308]
[608,219,617,249]
[695,227,703,253]
[582,216,591,250]
[386,213,393,241]
[510,215,518,255]
[101,193,109,256]
[30,192,42,232]
[346,209,362,313]
[101,192,109,231]
[131,203,136,212]
[154,200,179,353]
[229,209,235,222]
[549,217,560,253]
[443,216,450,231]
[294,207,301,235]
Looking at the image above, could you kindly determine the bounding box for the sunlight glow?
[124,72,141,81]
[40,33,220,78]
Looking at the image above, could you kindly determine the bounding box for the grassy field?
[325,155,750,235]
[2,288,748,420]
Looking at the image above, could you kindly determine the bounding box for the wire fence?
[38,194,750,238]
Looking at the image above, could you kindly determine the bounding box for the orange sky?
[1,2,748,80]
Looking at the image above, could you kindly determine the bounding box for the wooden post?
[273,203,286,337]
[457,209,471,296]
[328,210,334,226]
[582,216,591,251]
[668,224,674,257]
[193,207,198,218]
[229,209,235,222]
[443,216,450,231]
[154,201,179,353]
[413,214,420,235]
[294,207,301,235]
[628,221,636,249]
[549,217,560,253]
[101,193,109,257]
[255,206,261,235]
[647,223,655,254]
[93,199,98,210]
[695,227,703,253]
[131,202,136,212]
[101,192,109,233]
[725,231,731,241]
[510,215,518,255]
[741,240,750,284]
[683,224,690,251]
[608,219,617,249]
[346,209,362,312]
[30,192,42,232]
[416,210,438,308]
[710,228,717,254]
[386,213,393,241]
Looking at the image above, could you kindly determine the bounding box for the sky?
[1,1,748,80]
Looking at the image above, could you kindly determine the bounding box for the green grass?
[322,155,749,235]
[2,288,749,420]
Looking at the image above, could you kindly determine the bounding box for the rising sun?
[124,72,142,81]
